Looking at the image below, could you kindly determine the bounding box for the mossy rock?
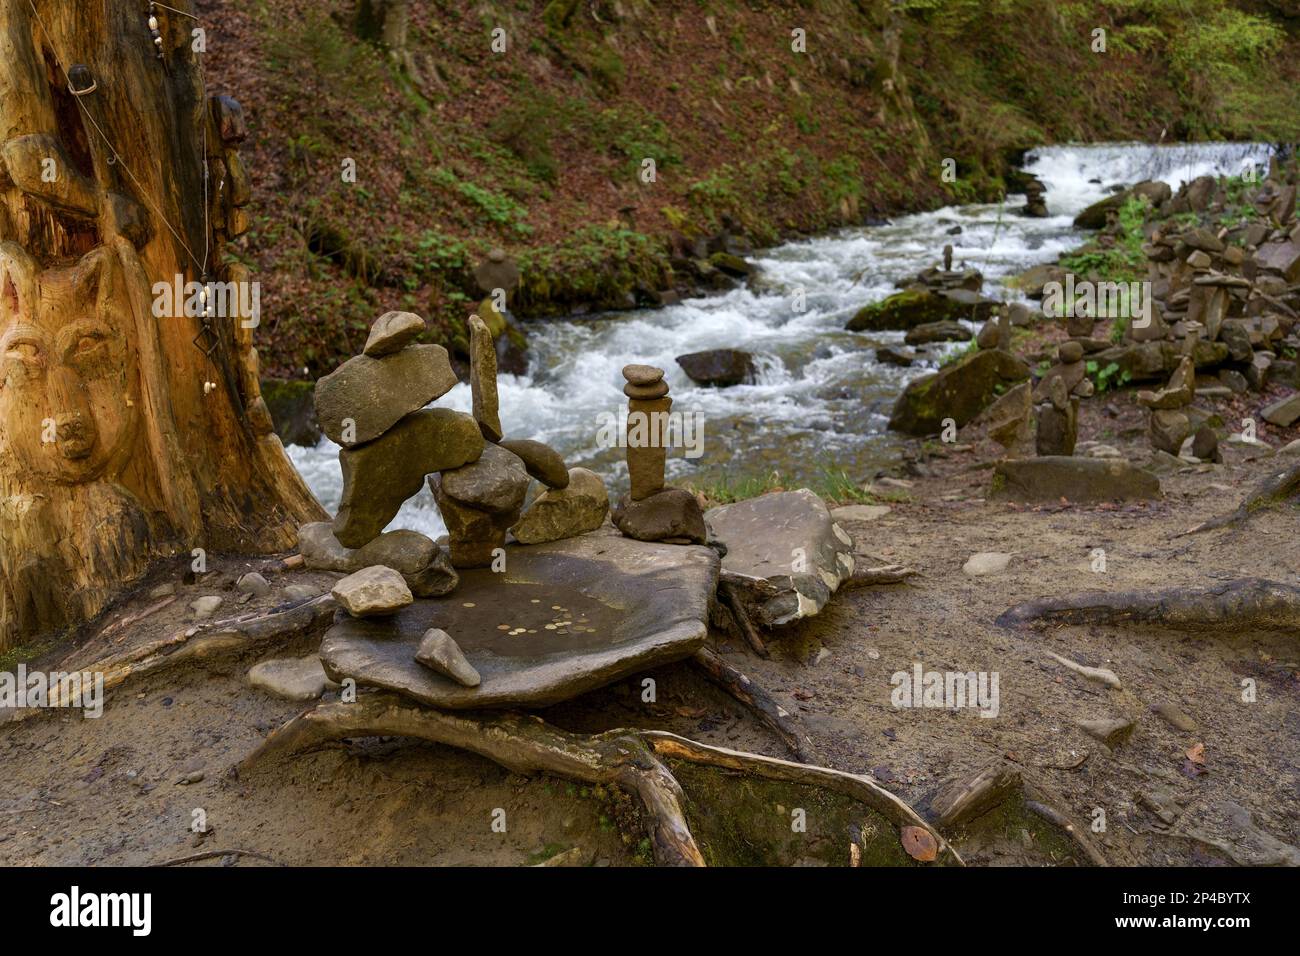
[708,251,751,277]
[259,378,320,448]
[888,349,1030,436]
[847,289,973,332]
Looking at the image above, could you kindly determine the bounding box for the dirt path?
[1,426,1296,866]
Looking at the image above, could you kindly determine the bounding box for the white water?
[288,142,1274,538]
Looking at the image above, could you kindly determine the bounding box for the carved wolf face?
[0,242,141,485]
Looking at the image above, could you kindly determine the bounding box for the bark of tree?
[0,0,325,650]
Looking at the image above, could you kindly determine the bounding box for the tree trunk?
[0,0,325,650]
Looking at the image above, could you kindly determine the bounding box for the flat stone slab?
[990,457,1161,503]
[319,529,719,709]
[704,489,854,627]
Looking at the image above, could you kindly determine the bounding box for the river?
[288,141,1273,539]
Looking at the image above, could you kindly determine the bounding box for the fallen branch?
[719,581,769,658]
[691,646,821,763]
[238,693,960,867]
[842,564,919,589]
[1183,460,1300,535]
[995,579,1300,632]
[152,848,284,867]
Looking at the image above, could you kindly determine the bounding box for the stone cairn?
[1022,176,1048,218]
[297,308,609,631]
[610,365,707,544]
[1032,341,1094,456]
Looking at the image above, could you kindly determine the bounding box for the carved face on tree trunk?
[0,242,141,485]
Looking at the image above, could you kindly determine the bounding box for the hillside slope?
[196,0,1300,379]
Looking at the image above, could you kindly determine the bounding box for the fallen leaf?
[901,825,938,862]
[1185,742,1205,765]
[674,706,706,719]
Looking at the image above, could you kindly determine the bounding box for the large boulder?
[847,289,976,332]
[675,349,757,387]
[1073,180,1171,229]
[989,457,1161,503]
[704,489,855,627]
[904,319,972,345]
[314,344,458,447]
[888,349,1031,436]
[333,408,484,547]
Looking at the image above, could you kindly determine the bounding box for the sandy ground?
[1,386,1297,867]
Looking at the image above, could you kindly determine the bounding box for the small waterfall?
[288,141,1276,538]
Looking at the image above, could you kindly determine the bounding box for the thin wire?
[151,2,200,19]
[24,0,209,278]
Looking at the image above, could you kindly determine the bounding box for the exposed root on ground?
[842,563,919,589]
[719,581,770,658]
[1183,461,1300,535]
[237,692,960,867]
[691,646,821,763]
[995,578,1300,632]
[1,596,337,725]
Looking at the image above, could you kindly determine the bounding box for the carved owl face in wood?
[0,242,141,485]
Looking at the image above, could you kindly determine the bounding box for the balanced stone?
[623,380,671,400]
[429,479,518,568]
[334,408,484,547]
[363,311,424,357]
[623,364,664,386]
[628,394,671,501]
[415,628,481,688]
[499,439,569,489]
[331,565,413,617]
[511,467,609,544]
[354,530,458,598]
[301,522,455,598]
[468,313,503,442]
[612,488,706,544]
[1149,409,1193,455]
[315,344,458,447]
[474,248,520,296]
[438,442,530,514]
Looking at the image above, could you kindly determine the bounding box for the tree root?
[3,596,338,724]
[237,693,960,867]
[995,578,1300,632]
[719,581,769,658]
[691,646,821,763]
[1183,460,1300,535]
[842,563,919,589]
[152,848,284,867]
